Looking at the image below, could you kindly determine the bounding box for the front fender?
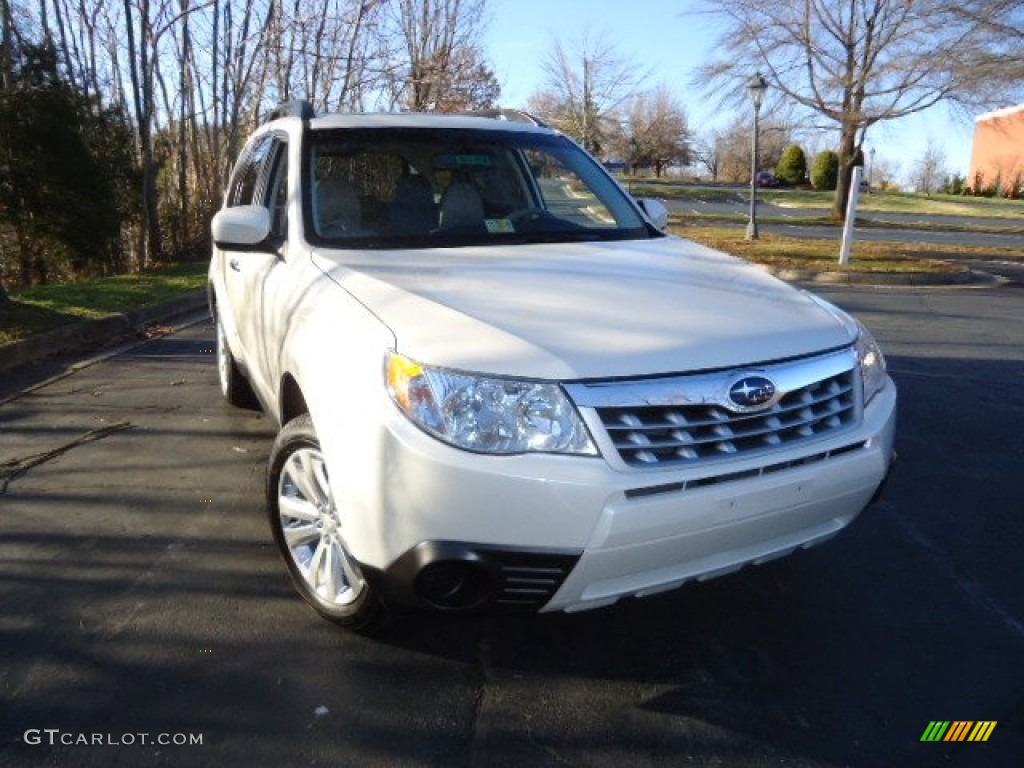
[275,267,397,563]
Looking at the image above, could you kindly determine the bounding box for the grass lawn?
[1,262,208,345]
[669,211,1024,236]
[760,188,1024,219]
[629,182,743,202]
[671,224,1024,273]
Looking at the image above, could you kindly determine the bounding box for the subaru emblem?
[728,375,777,411]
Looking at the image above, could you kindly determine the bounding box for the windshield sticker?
[485,219,515,234]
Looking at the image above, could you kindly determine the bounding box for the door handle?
[229,258,241,272]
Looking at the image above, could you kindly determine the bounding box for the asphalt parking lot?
[1,278,1021,767]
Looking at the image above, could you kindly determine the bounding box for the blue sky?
[483,0,977,178]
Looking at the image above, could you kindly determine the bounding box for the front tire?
[267,414,382,629]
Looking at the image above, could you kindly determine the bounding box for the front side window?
[264,140,289,239]
[304,128,652,248]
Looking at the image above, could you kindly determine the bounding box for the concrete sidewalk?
[0,290,207,375]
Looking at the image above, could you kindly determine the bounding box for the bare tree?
[264,0,388,113]
[3,0,505,281]
[870,155,900,191]
[713,116,792,183]
[121,0,163,265]
[528,30,645,157]
[428,44,499,112]
[389,0,497,112]
[910,139,947,196]
[691,131,722,181]
[946,1,1024,89]
[695,0,1024,220]
[612,84,691,177]
[326,0,390,111]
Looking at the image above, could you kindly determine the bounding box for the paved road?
[1,281,1022,767]
[794,207,1023,231]
[763,222,1024,250]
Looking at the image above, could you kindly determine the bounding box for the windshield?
[304,127,653,248]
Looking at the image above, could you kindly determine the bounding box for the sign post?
[839,166,864,266]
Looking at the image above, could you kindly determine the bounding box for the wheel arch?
[279,373,309,426]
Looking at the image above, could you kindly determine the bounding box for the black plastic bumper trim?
[360,541,582,614]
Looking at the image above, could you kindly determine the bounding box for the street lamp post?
[746,72,768,241]
[629,137,639,194]
[869,147,876,192]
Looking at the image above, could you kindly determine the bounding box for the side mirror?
[212,206,271,248]
[636,198,669,231]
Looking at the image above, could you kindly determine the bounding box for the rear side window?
[228,135,273,207]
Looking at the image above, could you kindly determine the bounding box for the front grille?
[597,370,856,468]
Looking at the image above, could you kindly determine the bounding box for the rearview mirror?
[636,198,669,231]
[212,206,272,248]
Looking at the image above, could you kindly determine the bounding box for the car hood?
[312,236,853,380]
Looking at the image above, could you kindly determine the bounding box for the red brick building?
[969,104,1024,196]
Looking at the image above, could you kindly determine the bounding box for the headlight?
[803,292,888,406]
[855,321,887,405]
[385,353,597,456]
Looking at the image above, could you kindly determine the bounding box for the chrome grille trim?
[565,349,860,470]
[623,440,867,498]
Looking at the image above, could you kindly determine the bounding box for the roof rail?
[463,108,549,128]
[265,100,316,122]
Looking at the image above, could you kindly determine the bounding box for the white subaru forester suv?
[209,102,896,629]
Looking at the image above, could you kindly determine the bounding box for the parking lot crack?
[0,420,133,493]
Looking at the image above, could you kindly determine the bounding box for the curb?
[0,291,208,374]
[762,266,991,286]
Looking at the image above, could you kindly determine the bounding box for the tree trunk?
[49,0,78,91]
[123,0,162,267]
[831,125,858,221]
[0,0,12,90]
[177,0,190,255]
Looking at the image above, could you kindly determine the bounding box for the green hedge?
[811,150,839,191]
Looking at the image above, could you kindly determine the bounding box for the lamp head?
[747,72,768,110]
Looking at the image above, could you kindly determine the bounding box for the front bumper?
[339,379,896,614]
[361,541,582,612]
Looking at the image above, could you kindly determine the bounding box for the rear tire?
[267,414,383,630]
[215,308,259,409]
